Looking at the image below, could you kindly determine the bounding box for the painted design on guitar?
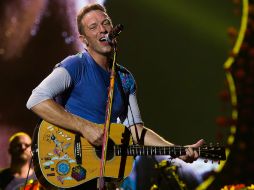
[57,176,73,184]
[47,173,55,177]
[50,153,76,163]
[43,161,54,167]
[38,124,87,185]
[56,160,70,175]
[71,165,87,181]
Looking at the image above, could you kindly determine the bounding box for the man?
[26,3,204,189]
[0,132,37,190]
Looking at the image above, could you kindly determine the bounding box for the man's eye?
[26,144,31,148]
[89,25,97,30]
[104,20,111,25]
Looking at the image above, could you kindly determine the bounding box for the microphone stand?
[98,42,118,190]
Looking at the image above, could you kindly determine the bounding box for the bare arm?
[129,124,173,146]
[31,99,104,146]
[27,67,104,146]
[129,124,204,163]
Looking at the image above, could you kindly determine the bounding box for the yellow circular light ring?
[196,0,249,189]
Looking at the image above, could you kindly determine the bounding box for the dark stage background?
[1,0,253,189]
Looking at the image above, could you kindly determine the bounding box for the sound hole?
[95,138,115,160]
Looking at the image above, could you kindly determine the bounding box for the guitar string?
[79,146,217,150]
[77,147,218,153]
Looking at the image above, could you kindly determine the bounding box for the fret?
[158,147,161,155]
[116,146,119,156]
[119,146,121,156]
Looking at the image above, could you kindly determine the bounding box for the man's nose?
[21,144,27,150]
[99,24,107,33]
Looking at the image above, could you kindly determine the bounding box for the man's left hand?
[179,139,205,163]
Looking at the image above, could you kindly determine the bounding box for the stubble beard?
[13,152,31,164]
[89,39,113,57]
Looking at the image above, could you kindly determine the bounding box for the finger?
[184,155,194,163]
[193,150,199,160]
[192,139,205,148]
[186,148,194,158]
[94,138,103,146]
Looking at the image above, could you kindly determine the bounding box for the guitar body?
[32,120,134,189]
[32,120,226,189]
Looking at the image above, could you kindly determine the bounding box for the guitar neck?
[115,145,190,157]
[114,145,226,160]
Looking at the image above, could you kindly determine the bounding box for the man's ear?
[8,147,12,155]
[79,35,88,46]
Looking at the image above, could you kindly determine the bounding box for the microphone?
[106,24,124,44]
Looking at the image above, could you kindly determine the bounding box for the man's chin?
[16,155,31,163]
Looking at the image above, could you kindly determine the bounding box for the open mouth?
[99,37,107,42]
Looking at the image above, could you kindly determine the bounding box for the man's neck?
[88,49,112,71]
[10,160,33,178]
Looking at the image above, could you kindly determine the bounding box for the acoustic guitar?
[32,120,226,189]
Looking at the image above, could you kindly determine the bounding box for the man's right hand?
[80,124,104,146]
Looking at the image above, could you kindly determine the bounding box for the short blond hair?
[77,3,107,35]
[9,132,31,143]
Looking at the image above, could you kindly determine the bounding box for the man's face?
[81,10,113,55]
[9,135,32,163]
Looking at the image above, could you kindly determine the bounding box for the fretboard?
[113,145,226,160]
[114,145,188,157]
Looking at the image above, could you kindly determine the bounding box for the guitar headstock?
[199,143,226,161]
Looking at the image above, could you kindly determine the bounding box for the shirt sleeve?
[120,92,144,127]
[26,67,72,109]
